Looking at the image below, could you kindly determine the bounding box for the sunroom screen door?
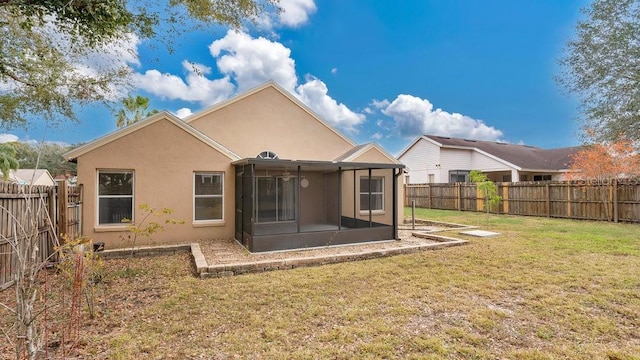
[256,177,296,223]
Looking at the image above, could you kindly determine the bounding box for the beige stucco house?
[65,82,404,252]
[398,135,580,184]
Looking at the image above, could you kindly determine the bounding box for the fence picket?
[1,181,83,289]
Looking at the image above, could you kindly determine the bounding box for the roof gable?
[186,81,356,150]
[64,112,241,161]
[335,143,402,164]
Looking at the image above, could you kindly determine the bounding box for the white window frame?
[257,150,279,159]
[96,169,134,227]
[360,176,384,212]
[193,172,224,223]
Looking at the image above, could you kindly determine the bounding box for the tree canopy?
[0,0,278,128]
[6,141,78,177]
[568,136,640,182]
[0,143,19,179]
[558,0,640,143]
[116,95,158,128]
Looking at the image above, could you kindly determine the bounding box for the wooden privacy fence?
[0,180,82,290]
[405,180,640,223]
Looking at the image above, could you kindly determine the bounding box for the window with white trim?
[257,150,279,159]
[194,172,224,221]
[360,176,384,211]
[98,170,133,225]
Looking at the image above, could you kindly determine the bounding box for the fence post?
[427,184,432,209]
[502,183,509,214]
[411,200,415,230]
[456,183,462,211]
[566,184,571,218]
[613,179,618,223]
[545,183,550,218]
[56,180,68,243]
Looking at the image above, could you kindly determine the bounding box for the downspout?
[338,167,342,230]
[353,169,356,228]
[368,168,372,227]
[297,165,301,233]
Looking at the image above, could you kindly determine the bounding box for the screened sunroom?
[233,158,404,252]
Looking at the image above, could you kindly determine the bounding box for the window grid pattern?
[98,170,133,225]
[194,172,224,221]
[360,176,384,211]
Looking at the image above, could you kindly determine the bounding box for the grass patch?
[2,209,639,358]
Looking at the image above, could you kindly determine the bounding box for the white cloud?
[331,68,338,75]
[296,77,366,132]
[371,133,383,140]
[134,61,235,106]
[210,30,298,93]
[279,0,317,27]
[259,0,317,29]
[133,30,366,133]
[381,94,503,140]
[175,108,193,119]
[372,99,390,109]
[0,134,19,143]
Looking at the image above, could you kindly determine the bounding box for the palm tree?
[0,143,19,180]
[116,95,159,128]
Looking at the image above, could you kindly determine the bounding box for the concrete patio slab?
[459,230,500,237]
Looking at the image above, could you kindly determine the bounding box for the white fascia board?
[64,111,241,161]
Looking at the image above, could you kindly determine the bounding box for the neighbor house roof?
[9,169,55,186]
[399,135,581,171]
[64,111,241,161]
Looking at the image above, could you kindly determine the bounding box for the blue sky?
[1,0,589,155]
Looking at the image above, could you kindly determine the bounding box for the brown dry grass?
[2,209,639,359]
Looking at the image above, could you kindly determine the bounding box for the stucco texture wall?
[77,118,235,248]
[188,86,354,161]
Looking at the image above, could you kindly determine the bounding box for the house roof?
[184,81,357,148]
[9,169,55,185]
[64,111,241,161]
[333,142,402,164]
[403,135,581,171]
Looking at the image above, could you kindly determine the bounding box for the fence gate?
[57,181,83,242]
[1,181,83,290]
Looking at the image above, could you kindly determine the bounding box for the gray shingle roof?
[425,135,581,170]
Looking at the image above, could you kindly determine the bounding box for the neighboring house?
[65,82,404,252]
[398,135,581,184]
[8,169,56,186]
[54,174,78,186]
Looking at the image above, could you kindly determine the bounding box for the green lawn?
[3,209,640,359]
